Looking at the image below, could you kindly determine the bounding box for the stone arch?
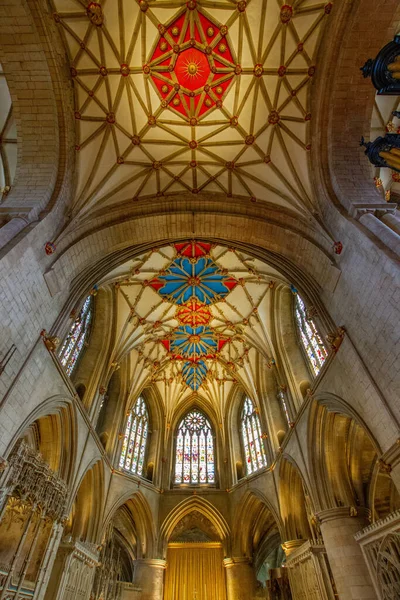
[279,456,313,543]
[159,496,230,557]
[103,491,157,560]
[0,0,74,247]
[231,489,283,560]
[308,396,381,513]
[65,459,105,545]
[2,395,77,485]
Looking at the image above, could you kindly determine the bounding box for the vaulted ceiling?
[51,0,332,224]
[98,240,299,421]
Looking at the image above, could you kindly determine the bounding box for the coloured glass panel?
[59,296,92,376]
[241,397,267,475]
[120,396,149,476]
[278,390,291,426]
[174,410,215,485]
[294,294,327,376]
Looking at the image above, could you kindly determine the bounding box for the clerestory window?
[294,294,327,376]
[119,396,149,476]
[241,397,267,475]
[59,295,92,376]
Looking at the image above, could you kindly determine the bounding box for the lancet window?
[241,397,267,475]
[294,294,327,376]
[59,295,92,376]
[174,410,215,485]
[278,389,291,426]
[119,396,149,476]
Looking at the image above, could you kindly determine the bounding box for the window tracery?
[294,294,327,376]
[174,410,215,485]
[119,396,149,476]
[241,397,267,475]
[59,296,92,376]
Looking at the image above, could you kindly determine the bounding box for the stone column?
[359,212,400,256]
[317,507,377,600]
[133,558,166,600]
[380,212,400,235]
[223,557,257,600]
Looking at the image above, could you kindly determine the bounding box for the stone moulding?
[354,508,400,542]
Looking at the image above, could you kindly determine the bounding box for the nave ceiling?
[50,0,333,227]
[96,240,311,422]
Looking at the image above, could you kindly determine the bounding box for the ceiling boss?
[146,1,236,119]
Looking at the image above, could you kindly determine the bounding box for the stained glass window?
[174,410,215,485]
[59,295,92,376]
[241,397,267,475]
[119,396,149,476]
[278,390,291,426]
[294,294,327,376]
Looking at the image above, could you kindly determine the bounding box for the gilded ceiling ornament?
[99,65,108,76]
[280,5,293,24]
[237,0,247,12]
[216,86,223,95]
[131,135,141,145]
[70,66,77,78]
[106,112,115,124]
[171,26,180,37]
[160,41,168,52]
[86,2,104,26]
[207,27,214,37]
[120,64,130,76]
[219,43,227,53]
[268,110,280,125]
[44,241,56,255]
[278,65,286,77]
[254,64,263,77]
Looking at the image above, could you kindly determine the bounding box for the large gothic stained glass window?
[120,396,149,476]
[59,296,92,376]
[174,410,215,485]
[294,294,327,376]
[241,397,267,475]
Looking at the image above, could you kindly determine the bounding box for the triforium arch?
[103,491,157,561]
[309,395,382,513]
[279,456,313,544]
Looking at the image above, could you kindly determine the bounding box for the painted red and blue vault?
[149,242,236,390]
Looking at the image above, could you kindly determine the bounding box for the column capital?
[316,506,371,524]
[350,202,397,219]
[223,557,251,569]
[281,539,306,557]
[134,558,167,569]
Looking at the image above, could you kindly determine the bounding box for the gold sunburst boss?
[175,49,209,89]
